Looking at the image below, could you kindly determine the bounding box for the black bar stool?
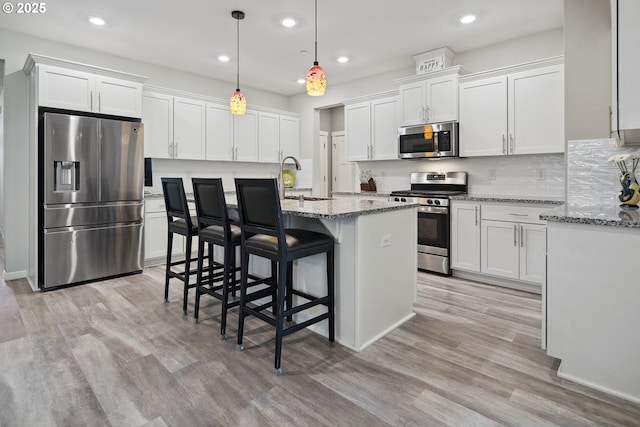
[191,178,240,339]
[234,178,335,375]
[161,177,200,315]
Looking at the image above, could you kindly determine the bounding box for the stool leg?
[270,261,278,315]
[164,230,173,303]
[274,260,288,376]
[207,243,214,289]
[183,235,192,315]
[220,242,231,340]
[237,247,250,352]
[194,238,204,324]
[327,248,335,344]
[286,262,293,322]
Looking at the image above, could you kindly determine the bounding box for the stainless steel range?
[389,172,468,275]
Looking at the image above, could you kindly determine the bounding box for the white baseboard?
[557,364,640,406]
[452,269,541,294]
[4,269,27,281]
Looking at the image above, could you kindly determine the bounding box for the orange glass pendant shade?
[230,89,246,115]
[306,62,326,96]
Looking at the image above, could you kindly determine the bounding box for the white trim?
[452,269,542,294]
[557,367,640,406]
[395,65,469,85]
[23,53,147,83]
[459,55,564,83]
[4,269,27,281]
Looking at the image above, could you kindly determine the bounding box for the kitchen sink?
[284,195,333,201]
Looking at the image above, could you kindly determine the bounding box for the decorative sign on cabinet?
[345,94,399,161]
[459,57,564,157]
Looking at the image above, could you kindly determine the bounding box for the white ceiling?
[0,0,564,96]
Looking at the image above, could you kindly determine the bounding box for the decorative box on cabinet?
[459,57,564,157]
[24,54,145,118]
[397,67,463,126]
[345,94,399,161]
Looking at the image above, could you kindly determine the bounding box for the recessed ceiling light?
[460,14,476,24]
[282,17,297,28]
[218,55,230,62]
[88,16,107,26]
[297,79,306,84]
[337,56,349,63]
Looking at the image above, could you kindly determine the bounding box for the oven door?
[417,205,450,274]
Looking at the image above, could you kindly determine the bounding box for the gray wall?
[564,0,612,141]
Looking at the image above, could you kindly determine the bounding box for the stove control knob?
[394,197,400,202]
[400,198,406,202]
[434,199,441,205]
[426,199,433,204]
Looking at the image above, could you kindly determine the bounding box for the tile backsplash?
[566,138,639,206]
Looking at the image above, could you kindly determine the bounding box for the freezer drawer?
[44,201,143,228]
[42,222,143,289]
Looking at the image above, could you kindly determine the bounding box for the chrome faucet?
[279,155,302,199]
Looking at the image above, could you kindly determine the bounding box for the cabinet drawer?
[145,198,167,213]
[481,204,548,224]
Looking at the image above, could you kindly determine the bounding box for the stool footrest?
[282,313,330,337]
[283,296,330,318]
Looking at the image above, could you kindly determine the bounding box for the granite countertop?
[332,191,391,197]
[450,194,564,205]
[540,204,640,228]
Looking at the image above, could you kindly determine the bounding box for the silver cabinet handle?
[90,91,94,111]
[509,134,514,153]
[509,213,528,217]
[474,206,478,226]
[520,225,524,247]
[502,135,507,154]
[366,145,370,159]
[370,144,374,159]
[425,105,430,122]
[98,92,101,112]
[513,224,518,246]
[235,147,238,160]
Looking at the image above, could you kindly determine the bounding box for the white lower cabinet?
[451,201,548,288]
[450,202,481,272]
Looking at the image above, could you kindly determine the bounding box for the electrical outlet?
[381,234,391,247]
[488,169,496,180]
[535,169,546,181]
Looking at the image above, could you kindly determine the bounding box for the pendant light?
[230,10,247,115]
[306,0,326,96]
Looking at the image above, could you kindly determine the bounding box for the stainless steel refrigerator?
[39,112,144,289]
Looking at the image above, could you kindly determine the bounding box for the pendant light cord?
[236,16,240,91]
[314,0,318,64]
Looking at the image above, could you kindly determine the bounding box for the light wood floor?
[1,244,640,426]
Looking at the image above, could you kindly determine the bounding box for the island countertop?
[540,204,640,228]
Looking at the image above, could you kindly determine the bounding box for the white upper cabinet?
[398,68,461,126]
[279,115,300,161]
[459,58,564,157]
[612,0,640,141]
[233,110,258,162]
[205,102,233,161]
[37,63,143,118]
[142,92,173,159]
[258,112,280,163]
[142,91,205,160]
[345,95,399,161]
[173,97,206,160]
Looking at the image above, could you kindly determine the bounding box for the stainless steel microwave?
[398,122,458,159]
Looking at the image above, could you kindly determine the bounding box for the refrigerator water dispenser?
[54,161,79,192]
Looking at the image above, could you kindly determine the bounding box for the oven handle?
[417,206,448,215]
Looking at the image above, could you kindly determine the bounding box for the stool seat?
[199,223,242,242]
[168,216,198,234]
[246,229,334,254]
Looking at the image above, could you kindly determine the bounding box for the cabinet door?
[459,76,508,157]
[616,0,640,130]
[508,65,564,155]
[205,102,233,161]
[173,97,206,160]
[233,110,258,162]
[142,92,173,159]
[345,102,371,161]
[38,65,95,112]
[96,76,143,118]
[331,133,354,192]
[450,202,481,272]
[426,74,458,123]
[519,223,546,284]
[481,220,520,280]
[257,112,280,163]
[399,81,426,126]
[371,97,399,160]
[279,115,300,160]
[144,211,182,261]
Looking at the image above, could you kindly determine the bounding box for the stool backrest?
[234,178,285,240]
[161,177,191,223]
[192,177,229,232]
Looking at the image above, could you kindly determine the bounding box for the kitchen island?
[542,204,640,404]
[224,195,419,352]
